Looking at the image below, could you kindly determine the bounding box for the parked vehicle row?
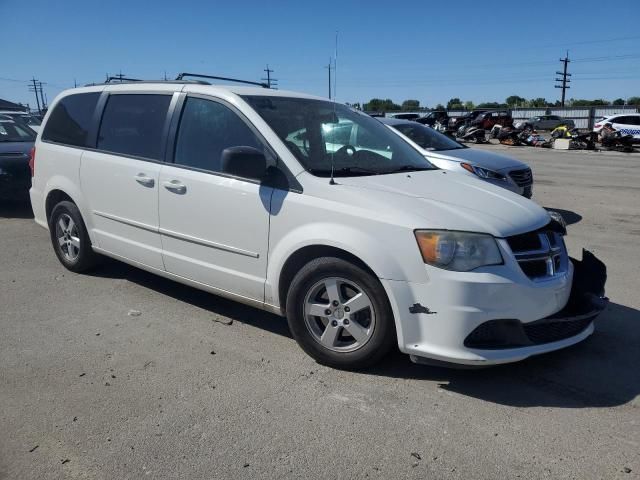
[0,117,35,201]
[30,80,607,369]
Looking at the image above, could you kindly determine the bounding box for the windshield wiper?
[383,165,434,174]
[307,166,381,176]
[337,166,381,175]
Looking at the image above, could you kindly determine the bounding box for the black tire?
[48,200,100,273]
[286,257,396,370]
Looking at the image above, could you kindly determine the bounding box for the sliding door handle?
[163,180,187,194]
[134,174,155,187]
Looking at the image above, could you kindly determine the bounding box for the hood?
[427,147,526,171]
[334,170,549,238]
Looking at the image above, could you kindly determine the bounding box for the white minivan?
[30,80,607,369]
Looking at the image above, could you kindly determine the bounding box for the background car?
[388,113,420,120]
[0,111,43,133]
[471,110,513,130]
[523,115,575,131]
[447,109,489,131]
[593,114,640,142]
[381,117,533,198]
[416,110,448,127]
[0,118,35,201]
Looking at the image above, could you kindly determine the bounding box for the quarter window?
[173,97,263,173]
[97,94,171,161]
[42,92,100,147]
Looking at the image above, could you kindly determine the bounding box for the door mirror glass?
[221,146,267,180]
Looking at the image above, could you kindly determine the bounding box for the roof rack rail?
[175,72,269,88]
[105,76,143,83]
[84,79,211,87]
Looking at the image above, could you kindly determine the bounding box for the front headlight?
[460,162,506,181]
[414,230,503,271]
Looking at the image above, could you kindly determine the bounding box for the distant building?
[0,98,27,112]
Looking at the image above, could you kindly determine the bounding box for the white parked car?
[380,118,533,198]
[593,114,640,142]
[30,81,607,368]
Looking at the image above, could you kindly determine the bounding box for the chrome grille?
[507,230,568,280]
[509,168,533,187]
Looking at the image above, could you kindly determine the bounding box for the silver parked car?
[522,115,575,131]
[381,118,533,198]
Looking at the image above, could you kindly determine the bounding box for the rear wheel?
[286,257,395,369]
[49,201,99,272]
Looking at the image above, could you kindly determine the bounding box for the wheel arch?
[42,178,96,244]
[45,189,75,221]
[277,244,379,315]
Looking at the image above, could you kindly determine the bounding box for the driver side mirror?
[221,146,268,180]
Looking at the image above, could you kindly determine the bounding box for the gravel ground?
[1,145,639,479]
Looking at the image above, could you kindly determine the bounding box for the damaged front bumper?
[390,250,608,367]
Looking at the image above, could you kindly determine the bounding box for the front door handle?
[135,174,155,188]
[163,180,187,194]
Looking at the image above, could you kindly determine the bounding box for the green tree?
[364,98,401,112]
[505,95,526,107]
[570,98,608,106]
[476,102,507,109]
[612,98,625,106]
[401,99,420,110]
[626,96,640,106]
[446,98,463,110]
[434,103,446,111]
[463,100,475,110]
[528,98,548,108]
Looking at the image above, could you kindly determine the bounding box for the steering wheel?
[334,145,356,157]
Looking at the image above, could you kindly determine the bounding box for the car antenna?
[330,31,339,185]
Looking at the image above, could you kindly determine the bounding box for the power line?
[555,52,571,107]
[261,64,277,89]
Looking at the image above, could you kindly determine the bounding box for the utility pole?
[261,64,277,89]
[325,58,333,99]
[29,78,42,114]
[555,51,571,107]
[38,81,47,110]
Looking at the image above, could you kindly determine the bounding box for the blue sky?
[2,0,639,109]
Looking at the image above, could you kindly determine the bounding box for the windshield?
[242,96,436,176]
[0,121,36,142]
[391,122,465,151]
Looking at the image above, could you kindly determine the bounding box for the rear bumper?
[384,250,607,366]
[0,173,31,200]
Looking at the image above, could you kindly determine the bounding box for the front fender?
[265,221,424,308]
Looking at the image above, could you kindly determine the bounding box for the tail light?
[29,146,35,177]
[594,123,602,129]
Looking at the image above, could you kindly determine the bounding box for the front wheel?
[286,257,396,369]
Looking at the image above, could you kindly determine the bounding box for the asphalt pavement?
[1,144,639,479]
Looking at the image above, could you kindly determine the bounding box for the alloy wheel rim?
[55,213,80,262]
[303,277,376,353]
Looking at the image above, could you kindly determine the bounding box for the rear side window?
[42,92,100,147]
[97,94,171,161]
[173,97,262,173]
